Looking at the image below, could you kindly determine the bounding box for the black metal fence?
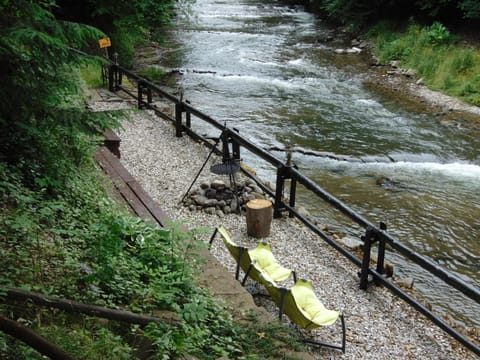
[107,63,480,356]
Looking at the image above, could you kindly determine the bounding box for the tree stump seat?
[246,199,273,238]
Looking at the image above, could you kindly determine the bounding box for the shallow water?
[158,0,480,327]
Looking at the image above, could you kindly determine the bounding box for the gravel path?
[91,92,477,359]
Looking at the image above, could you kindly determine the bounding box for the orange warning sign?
[98,38,111,48]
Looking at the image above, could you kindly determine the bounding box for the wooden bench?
[95,145,170,227]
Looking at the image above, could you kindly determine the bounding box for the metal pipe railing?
[106,64,480,355]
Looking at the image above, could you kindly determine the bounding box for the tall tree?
[0,0,111,191]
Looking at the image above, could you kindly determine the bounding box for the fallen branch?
[0,315,77,360]
[6,288,180,326]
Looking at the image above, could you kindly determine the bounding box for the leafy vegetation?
[54,0,175,67]
[368,21,480,105]
[0,161,304,359]
[302,1,480,106]
[0,1,117,194]
[80,63,106,89]
[138,66,167,83]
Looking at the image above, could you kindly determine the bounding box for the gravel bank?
[92,93,477,359]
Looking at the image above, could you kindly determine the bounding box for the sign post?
[98,37,112,59]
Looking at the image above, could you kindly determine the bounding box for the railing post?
[108,65,115,92]
[376,222,387,279]
[102,65,108,87]
[232,128,241,161]
[274,166,286,218]
[285,146,295,217]
[137,81,144,109]
[186,111,191,129]
[117,68,123,89]
[289,177,297,218]
[221,129,231,161]
[185,100,191,129]
[359,226,375,290]
[114,68,118,91]
[147,87,152,104]
[175,103,183,137]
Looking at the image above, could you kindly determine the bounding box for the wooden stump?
[246,199,273,238]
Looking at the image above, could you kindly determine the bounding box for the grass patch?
[368,21,480,106]
[79,62,105,89]
[137,66,166,82]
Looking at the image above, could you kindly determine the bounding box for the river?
[154,0,480,327]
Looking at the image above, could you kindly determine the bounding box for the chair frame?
[209,226,295,286]
[260,276,346,353]
[210,227,345,353]
[209,226,248,281]
[277,286,346,352]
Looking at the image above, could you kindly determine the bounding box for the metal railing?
[107,63,480,356]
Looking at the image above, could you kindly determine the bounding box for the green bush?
[138,66,166,82]
[368,20,480,105]
[426,22,456,45]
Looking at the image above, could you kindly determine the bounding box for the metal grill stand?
[210,159,241,213]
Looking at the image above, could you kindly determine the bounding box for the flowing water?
[157,0,480,327]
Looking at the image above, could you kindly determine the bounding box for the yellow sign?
[98,38,111,48]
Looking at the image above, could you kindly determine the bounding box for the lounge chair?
[260,274,346,352]
[209,225,296,286]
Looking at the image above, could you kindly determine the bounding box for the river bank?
[362,56,480,129]
[302,28,480,129]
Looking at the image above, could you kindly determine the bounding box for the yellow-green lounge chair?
[260,274,346,352]
[209,225,296,285]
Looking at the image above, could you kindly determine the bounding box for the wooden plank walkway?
[95,144,170,227]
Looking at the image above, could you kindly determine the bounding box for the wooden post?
[376,222,387,279]
[246,199,273,238]
[118,68,123,88]
[186,111,191,128]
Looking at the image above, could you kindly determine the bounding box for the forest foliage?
[307,0,480,29]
